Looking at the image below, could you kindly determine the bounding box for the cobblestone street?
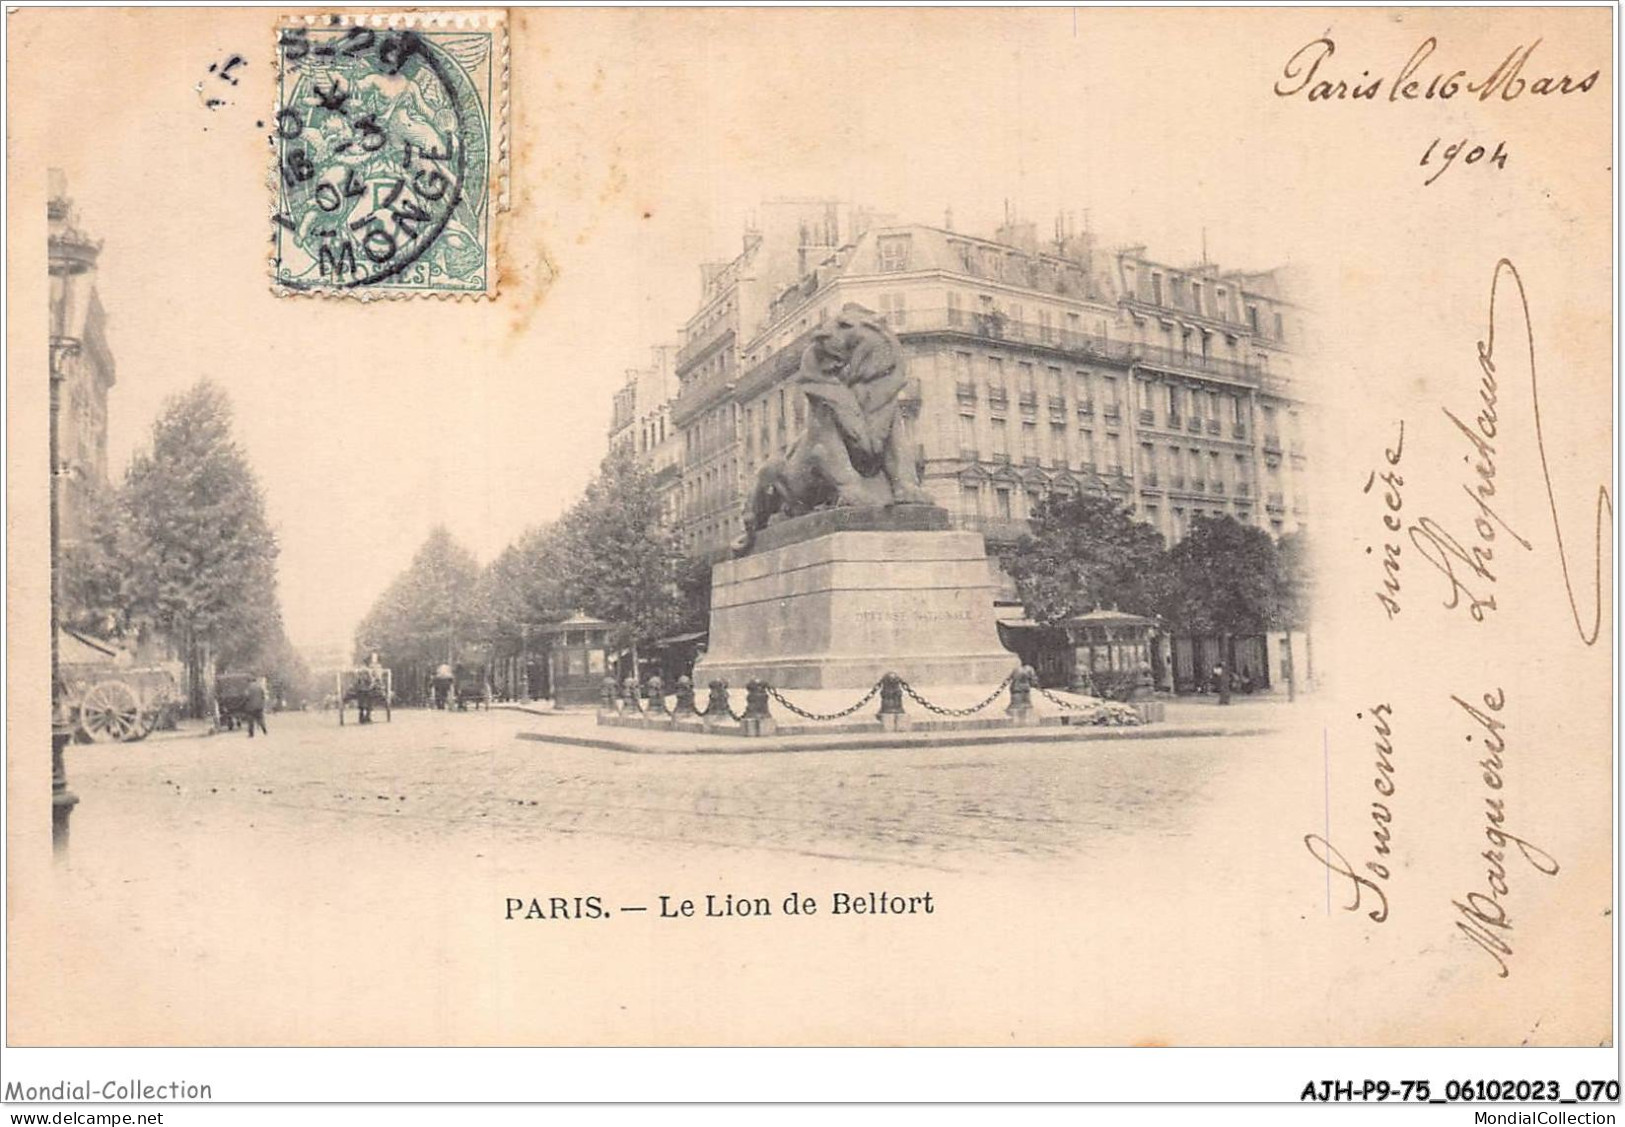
[20,703,1331,1046]
[62,704,1279,872]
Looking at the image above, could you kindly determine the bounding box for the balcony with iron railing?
[1167,410,1182,429]
[1102,404,1122,422]
[957,447,979,461]
[1267,491,1286,511]
[676,315,737,374]
[987,387,1010,408]
[1211,480,1226,494]
[1018,390,1039,410]
[1236,481,1251,497]
[955,381,977,402]
[1206,419,1221,436]
[1170,474,1186,490]
[1142,471,1160,488]
[1232,422,1248,439]
[991,451,1012,464]
[1186,417,1204,434]
[1263,434,1283,454]
[1128,340,1265,385]
[1138,408,1155,425]
[900,308,1139,363]
[1076,399,1095,417]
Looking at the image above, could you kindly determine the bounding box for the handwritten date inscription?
[1420,137,1507,187]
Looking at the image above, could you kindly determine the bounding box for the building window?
[961,483,983,516]
[1050,422,1067,466]
[991,417,1009,459]
[995,487,1013,520]
[879,291,908,327]
[1021,420,1038,463]
[987,356,1006,389]
[1247,304,1260,333]
[878,235,911,272]
[1009,303,1025,330]
[1151,273,1164,305]
[957,412,977,456]
[1074,370,1092,406]
[1046,365,1063,398]
[1038,309,1054,343]
[1274,311,1285,340]
[1018,362,1036,396]
[1191,282,1203,316]
[947,291,963,326]
[1103,375,1119,407]
[1078,428,1095,470]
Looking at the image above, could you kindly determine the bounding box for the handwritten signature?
[1410,260,1612,642]
[1450,688,1559,978]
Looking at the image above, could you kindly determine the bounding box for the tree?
[1158,515,1283,703]
[555,451,687,669]
[120,381,282,713]
[1001,490,1168,624]
[57,478,136,642]
[356,526,485,666]
[480,523,574,639]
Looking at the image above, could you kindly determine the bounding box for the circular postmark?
[273,22,490,291]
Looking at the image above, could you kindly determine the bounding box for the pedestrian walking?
[244,676,269,738]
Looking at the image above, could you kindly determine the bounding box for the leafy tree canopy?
[120,380,282,660]
[356,525,485,665]
[1159,514,1284,637]
[1002,491,1168,624]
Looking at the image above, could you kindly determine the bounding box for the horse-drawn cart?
[59,663,181,744]
[453,662,493,710]
[336,666,392,725]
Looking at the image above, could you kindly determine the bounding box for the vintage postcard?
[3,3,1615,1103]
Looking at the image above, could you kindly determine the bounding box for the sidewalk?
[501,686,1287,756]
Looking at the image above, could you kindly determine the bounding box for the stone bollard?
[703,679,733,731]
[741,678,776,737]
[877,672,909,732]
[673,675,698,717]
[645,675,668,717]
[1006,665,1037,727]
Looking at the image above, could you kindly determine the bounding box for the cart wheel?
[81,680,142,743]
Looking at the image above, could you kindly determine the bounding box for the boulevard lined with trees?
[58,380,312,713]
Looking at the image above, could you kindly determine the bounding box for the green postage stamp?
[271,10,507,298]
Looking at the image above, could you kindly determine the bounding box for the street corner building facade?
[607,200,1316,693]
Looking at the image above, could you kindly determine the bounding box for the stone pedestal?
[695,506,1017,691]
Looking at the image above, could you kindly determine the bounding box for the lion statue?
[732,304,931,554]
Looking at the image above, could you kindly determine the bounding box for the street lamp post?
[49,213,96,853]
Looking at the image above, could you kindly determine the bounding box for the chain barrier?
[1036,684,1093,711]
[896,671,1014,718]
[765,681,881,722]
[1035,684,1143,724]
